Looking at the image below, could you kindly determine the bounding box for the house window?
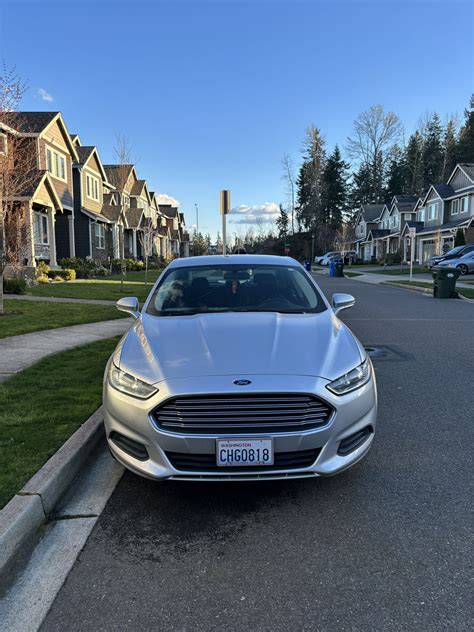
[451,199,459,215]
[428,203,437,220]
[123,194,129,208]
[418,209,425,222]
[95,223,105,249]
[0,133,7,155]
[86,173,100,201]
[33,213,49,244]
[461,196,469,213]
[46,146,67,181]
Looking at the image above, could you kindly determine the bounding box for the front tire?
[458,264,468,275]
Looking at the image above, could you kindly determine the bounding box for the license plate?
[216,438,274,467]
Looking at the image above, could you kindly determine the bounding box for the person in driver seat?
[162,281,186,309]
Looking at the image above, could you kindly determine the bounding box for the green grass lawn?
[29,280,152,302]
[367,266,427,275]
[107,269,163,283]
[0,336,119,508]
[0,299,125,339]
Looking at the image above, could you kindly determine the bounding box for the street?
[41,277,473,631]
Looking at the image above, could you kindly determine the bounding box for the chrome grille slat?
[153,393,333,435]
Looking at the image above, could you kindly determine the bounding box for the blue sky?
[1,0,473,237]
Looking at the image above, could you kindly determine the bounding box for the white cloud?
[156,192,180,207]
[38,88,54,103]
[228,202,280,225]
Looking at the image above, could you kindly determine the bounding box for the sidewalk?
[0,319,132,382]
[314,268,474,289]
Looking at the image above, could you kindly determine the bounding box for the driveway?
[41,278,473,631]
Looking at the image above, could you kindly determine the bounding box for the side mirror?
[332,293,355,315]
[116,296,140,319]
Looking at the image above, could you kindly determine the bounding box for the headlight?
[326,359,371,395]
[108,363,157,399]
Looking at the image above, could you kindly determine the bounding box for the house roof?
[416,218,470,235]
[159,204,179,218]
[19,170,62,210]
[0,111,58,134]
[367,229,391,240]
[80,208,112,224]
[130,179,146,196]
[432,184,455,199]
[103,164,135,190]
[75,146,95,165]
[361,204,384,222]
[393,195,419,205]
[401,221,424,236]
[101,205,122,222]
[126,207,144,228]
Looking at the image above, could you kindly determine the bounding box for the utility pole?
[311,234,315,265]
[220,190,230,255]
[195,203,199,236]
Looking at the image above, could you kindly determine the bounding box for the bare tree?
[112,134,134,292]
[281,154,296,235]
[346,105,403,203]
[0,64,34,315]
[138,219,159,286]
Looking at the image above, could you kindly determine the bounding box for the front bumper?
[103,370,377,481]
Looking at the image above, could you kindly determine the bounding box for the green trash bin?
[334,261,344,278]
[432,266,460,298]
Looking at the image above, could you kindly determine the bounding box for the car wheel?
[458,264,468,275]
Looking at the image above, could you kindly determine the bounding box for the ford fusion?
[104,255,377,481]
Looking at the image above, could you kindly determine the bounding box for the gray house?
[353,204,384,260]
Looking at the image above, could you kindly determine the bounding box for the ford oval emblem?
[233,379,252,386]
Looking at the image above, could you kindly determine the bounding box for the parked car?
[426,244,474,269]
[104,254,377,481]
[343,250,357,264]
[438,251,474,275]
[317,252,343,266]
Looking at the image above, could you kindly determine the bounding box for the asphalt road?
[42,278,474,631]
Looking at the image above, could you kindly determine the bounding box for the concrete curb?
[0,408,104,577]
[457,292,474,303]
[382,282,432,295]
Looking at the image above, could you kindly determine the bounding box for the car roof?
[166,254,301,268]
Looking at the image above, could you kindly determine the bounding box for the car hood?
[118,310,365,385]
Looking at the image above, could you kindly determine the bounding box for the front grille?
[166,448,321,472]
[152,394,333,435]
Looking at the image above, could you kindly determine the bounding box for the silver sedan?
[438,251,474,275]
[103,255,377,481]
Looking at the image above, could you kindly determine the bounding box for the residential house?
[413,164,474,262]
[159,204,181,257]
[372,195,419,259]
[178,212,190,257]
[0,111,79,268]
[352,204,384,261]
[72,138,116,264]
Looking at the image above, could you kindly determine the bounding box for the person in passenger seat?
[225,279,245,307]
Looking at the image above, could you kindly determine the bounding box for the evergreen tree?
[275,204,289,238]
[454,228,466,247]
[322,145,350,230]
[421,112,444,188]
[296,125,326,230]
[350,163,373,207]
[457,100,474,163]
[442,118,459,181]
[215,231,223,253]
[384,144,408,201]
[405,131,424,194]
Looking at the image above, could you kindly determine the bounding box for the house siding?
[81,165,103,214]
[55,213,71,261]
[74,212,91,258]
[38,119,74,209]
[90,223,113,264]
[450,170,471,191]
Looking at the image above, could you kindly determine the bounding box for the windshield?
[146,264,326,316]
[446,246,465,256]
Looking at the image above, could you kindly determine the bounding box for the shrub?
[36,261,50,279]
[95,266,110,276]
[3,277,27,294]
[125,258,145,271]
[53,275,64,282]
[46,268,76,281]
[36,275,50,284]
[59,257,96,279]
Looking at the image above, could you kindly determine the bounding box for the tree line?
[276,98,474,255]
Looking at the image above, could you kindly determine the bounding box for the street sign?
[220,190,231,215]
[409,227,416,239]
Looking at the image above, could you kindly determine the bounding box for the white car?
[316,252,342,266]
